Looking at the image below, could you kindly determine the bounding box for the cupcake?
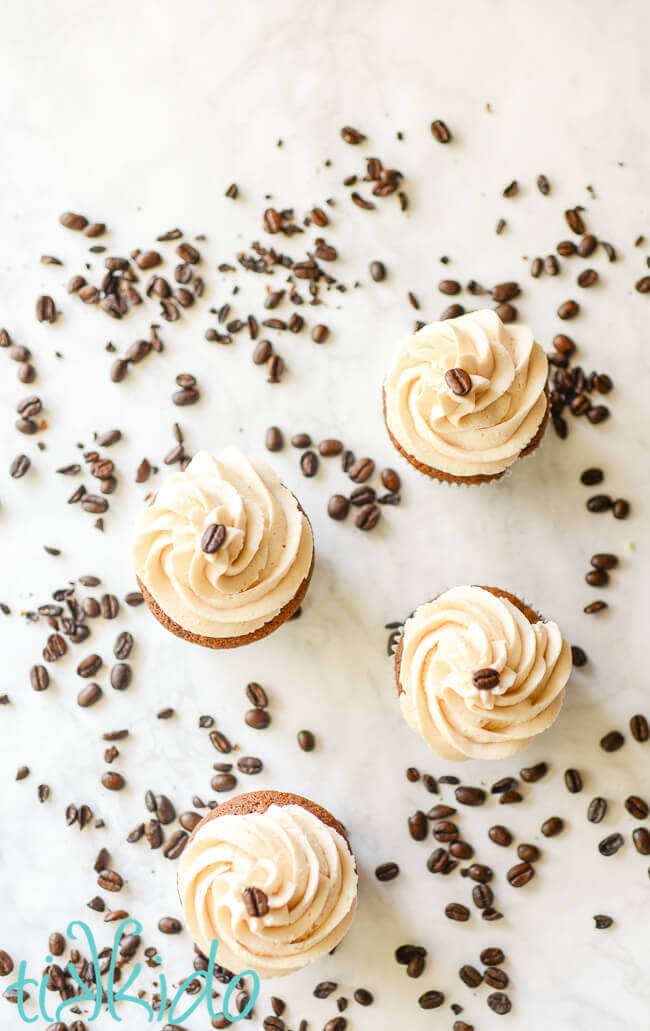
[395,585,571,760]
[383,309,549,484]
[178,790,358,978]
[134,449,314,648]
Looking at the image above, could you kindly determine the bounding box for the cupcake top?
[178,801,358,978]
[384,309,548,478]
[398,586,571,760]
[133,449,313,640]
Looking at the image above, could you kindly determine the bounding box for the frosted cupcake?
[383,309,549,484]
[178,790,358,978]
[395,585,571,760]
[134,449,314,649]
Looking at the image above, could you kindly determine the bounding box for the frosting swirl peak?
[178,803,358,978]
[398,586,571,760]
[384,309,548,478]
[133,449,313,640]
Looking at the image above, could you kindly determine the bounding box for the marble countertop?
[1,1,648,1028]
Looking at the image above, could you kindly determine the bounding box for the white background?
[0,1,648,1028]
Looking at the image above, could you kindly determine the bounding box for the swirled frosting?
[178,803,358,978]
[133,449,313,639]
[384,309,548,477]
[398,586,571,760]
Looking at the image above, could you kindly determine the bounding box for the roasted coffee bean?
[155,795,176,825]
[423,773,439,792]
[472,883,494,909]
[587,494,613,513]
[599,832,624,857]
[445,903,470,922]
[636,275,650,294]
[488,825,512,847]
[144,820,163,849]
[201,523,227,554]
[16,767,30,781]
[430,120,452,143]
[459,965,482,988]
[522,761,550,787]
[30,664,50,691]
[110,663,132,691]
[630,714,649,742]
[81,494,108,513]
[444,368,472,396]
[294,729,315,755]
[484,967,509,990]
[441,302,465,319]
[571,646,588,668]
[564,769,583,793]
[544,254,559,275]
[419,989,444,1009]
[158,916,182,935]
[237,756,263,775]
[468,863,493,883]
[531,256,543,278]
[495,301,517,323]
[348,457,375,483]
[450,840,474,859]
[265,426,283,452]
[395,944,427,964]
[113,632,133,660]
[77,654,102,678]
[587,797,608,824]
[455,786,486,806]
[472,668,499,690]
[209,730,232,754]
[245,707,271,730]
[586,569,609,587]
[37,783,50,802]
[101,772,126,791]
[407,954,425,978]
[612,498,630,519]
[487,991,512,1015]
[314,980,337,999]
[507,861,534,887]
[311,324,329,343]
[350,486,376,506]
[427,848,452,874]
[300,450,319,477]
[433,820,458,843]
[439,278,462,295]
[242,886,269,917]
[499,789,523,804]
[290,432,311,448]
[592,373,613,394]
[327,494,349,521]
[406,767,420,782]
[600,730,624,752]
[625,795,649,820]
[60,211,88,230]
[43,634,67,662]
[428,804,456,820]
[10,454,31,479]
[172,387,199,406]
[355,503,381,530]
[97,869,123,892]
[375,862,399,881]
[492,776,519,795]
[584,601,608,614]
[353,988,373,1006]
[578,268,598,288]
[211,772,237,792]
[246,682,268,708]
[565,208,586,234]
[370,260,386,282]
[318,438,343,456]
[100,594,119,619]
[593,914,614,929]
[633,828,650,855]
[587,405,609,424]
[163,830,188,859]
[558,299,579,319]
[481,947,506,966]
[35,295,57,323]
[541,816,564,837]
[179,811,201,833]
[252,339,273,364]
[48,932,66,957]
[78,683,102,708]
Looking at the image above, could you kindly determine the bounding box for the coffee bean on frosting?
[201,523,226,554]
[242,886,269,917]
[445,368,472,396]
[472,668,499,690]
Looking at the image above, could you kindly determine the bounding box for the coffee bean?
[245,708,271,730]
[300,450,319,477]
[585,601,608,614]
[518,843,541,864]
[101,772,126,791]
[600,730,624,752]
[488,825,512,847]
[78,683,102,708]
[430,120,451,143]
[507,861,534,887]
[433,820,458,843]
[10,453,31,479]
[157,917,182,935]
[441,303,465,319]
[311,324,329,343]
[113,632,133,661]
[599,832,624,856]
[439,279,462,295]
[587,494,613,513]
[472,883,494,909]
[77,654,102,678]
[612,498,630,519]
[97,869,123,892]
[633,828,650,855]
[327,494,349,521]
[520,761,548,783]
[99,594,119,619]
[209,730,232,753]
[350,486,376,506]
[450,840,473,859]
[395,944,427,964]
[485,967,509,989]
[445,903,470,922]
[163,830,188,859]
[297,730,315,752]
[60,211,88,230]
[418,989,444,1010]
[265,426,283,452]
[237,756,263,775]
[211,772,237,792]
[592,553,619,572]
[565,208,585,235]
[587,797,608,824]
[179,811,201,832]
[30,664,50,691]
[578,268,598,288]
[481,947,505,966]
[375,862,399,881]
[564,769,583,794]
[0,951,15,976]
[370,260,386,282]
[455,786,486,807]
[541,816,564,837]
[625,795,649,820]
[428,804,456,819]
[201,523,227,554]
[423,773,440,792]
[636,275,650,294]
[246,682,268,708]
[172,386,199,406]
[445,368,472,396]
[472,668,499,690]
[593,914,613,929]
[459,965,482,988]
[314,440,343,461]
[407,953,425,978]
[242,886,269,917]
[487,991,512,1015]
[348,457,374,483]
[587,404,610,424]
[110,663,132,691]
[586,569,609,587]
[355,503,381,530]
[558,300,579,319]
[630,714,649,742]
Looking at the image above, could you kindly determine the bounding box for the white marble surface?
[1,0,649,1028]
